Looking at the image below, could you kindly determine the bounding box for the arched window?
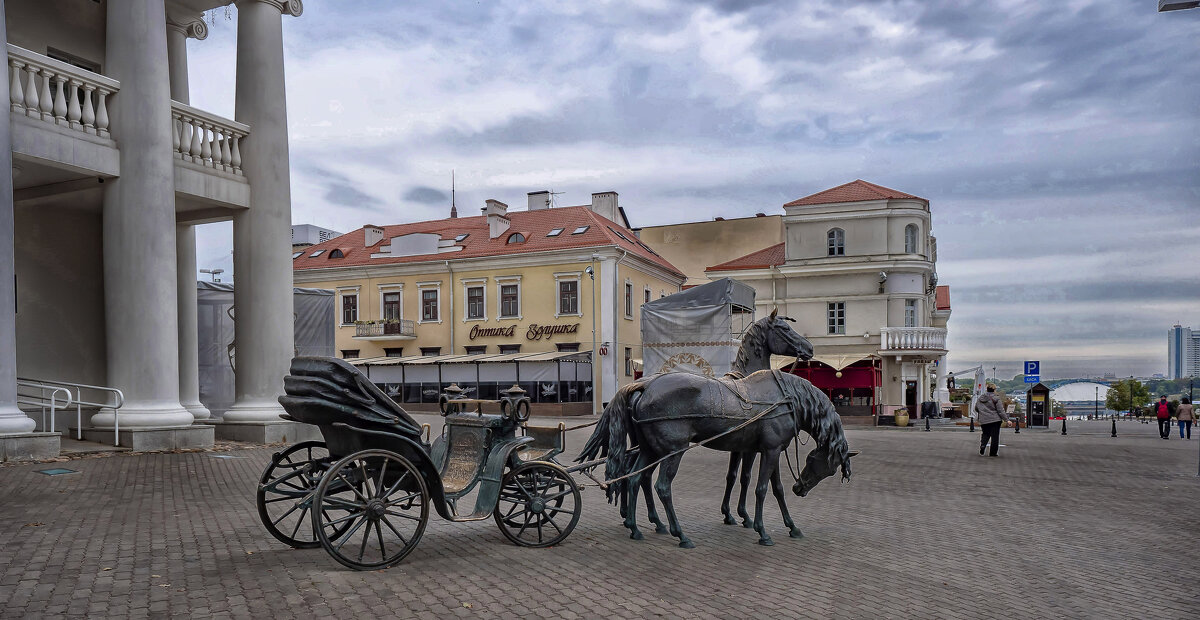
[827,228,845,256]
[904,224,918,254]
[328,248,344,258]
[506,233,525,244]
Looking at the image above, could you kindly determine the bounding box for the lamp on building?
[200,268,224,283]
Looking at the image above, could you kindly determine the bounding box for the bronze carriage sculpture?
[256,357,584,570]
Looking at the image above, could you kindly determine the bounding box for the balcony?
[879,327,947,354]
[354,320,416,341]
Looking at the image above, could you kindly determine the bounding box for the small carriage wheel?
[494,462,581,548]
[312,449,429,571]
[256,441,340,549]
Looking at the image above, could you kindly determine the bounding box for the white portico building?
[0,0,304,458]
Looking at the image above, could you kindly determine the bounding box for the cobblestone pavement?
[1,416,1197,619]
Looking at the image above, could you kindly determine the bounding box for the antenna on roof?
[450,170,457,219]
[549,190,564,209]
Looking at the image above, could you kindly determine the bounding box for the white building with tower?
[0,0,305,459]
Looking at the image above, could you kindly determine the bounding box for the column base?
[183,401,212,421]
[78,424,214,451]
[90,403,196,429]
[0,432,61,462]
[222,400,286,423]
[0,404,37,434]
[210,419,320,444]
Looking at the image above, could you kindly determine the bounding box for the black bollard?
[969,418,975,432]
[925,416,931,432]
[1111,417,1117,438]
[1014,418,1020,434]
[1061,416,1067,436]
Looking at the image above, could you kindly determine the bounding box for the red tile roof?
[292,206,682,277]
[935,285,951,311]
[784,179,925,207]
[706,243,785,272]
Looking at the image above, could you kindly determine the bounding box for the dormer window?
[506,233,526,244]
[826,228,845,256]
[328,248,344,258]
[309,249,325,258]
[547,228,564,237]
[571,226,589,235]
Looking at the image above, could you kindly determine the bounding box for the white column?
[167,16,210,420]
[92,0,193,429]
[935,354,950,405]
[224,0,301,422]
[0,0,36,434]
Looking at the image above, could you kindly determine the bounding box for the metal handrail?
[17,377,125,445]
[15,380,74,438]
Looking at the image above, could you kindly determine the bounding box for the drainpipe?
[770,265,783,313]
[445,260,455,354]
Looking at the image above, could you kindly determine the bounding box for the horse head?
[793,442,859,497]
[765,307,813,362]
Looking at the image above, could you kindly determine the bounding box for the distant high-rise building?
[1168,324,1200,379]
[291,224,343,250]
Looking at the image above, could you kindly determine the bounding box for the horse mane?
[777,371,851,480]
[731,319,768,375]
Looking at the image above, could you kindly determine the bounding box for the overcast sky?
[188,0,1199,380]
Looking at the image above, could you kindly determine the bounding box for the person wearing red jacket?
[1154,395,1171,440]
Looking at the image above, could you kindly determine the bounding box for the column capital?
[166,17,208,41]
[236,0,303,17]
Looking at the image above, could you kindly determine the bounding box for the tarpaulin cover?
[197,282,335,417]
[641,278,755,377]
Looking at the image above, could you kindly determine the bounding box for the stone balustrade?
[880,326,947,351]
[171,102,249,175]
[7,44,118,139]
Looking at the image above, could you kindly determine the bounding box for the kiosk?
[1026,382,1051,428]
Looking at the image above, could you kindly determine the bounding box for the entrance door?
[904,381,918,416]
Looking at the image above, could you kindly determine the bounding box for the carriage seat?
[517,424,564,463]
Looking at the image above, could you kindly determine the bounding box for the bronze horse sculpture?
[594,369,853,547]
[577,309,813,534]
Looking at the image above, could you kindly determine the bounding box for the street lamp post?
[586,254,598,416]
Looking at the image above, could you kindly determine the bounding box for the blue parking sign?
[1024,361,1040,376]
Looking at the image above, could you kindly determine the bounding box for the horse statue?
[576,308,812,534]
[595,369,854,548]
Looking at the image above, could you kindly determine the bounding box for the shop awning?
[773,352,877,371]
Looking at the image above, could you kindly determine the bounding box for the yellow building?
[292,192,685,414]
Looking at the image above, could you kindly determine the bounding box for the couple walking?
[1157,395,1194,440]
[974,384,1008,457]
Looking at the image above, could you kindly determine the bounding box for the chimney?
[484,199,510,238]
[527,190,551,210]
[363,224,384,247]
[590,191,618,222]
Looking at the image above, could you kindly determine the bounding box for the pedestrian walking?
[1177,396,1193,440]
[1154,395,1171,440]
[974,383,1009,457]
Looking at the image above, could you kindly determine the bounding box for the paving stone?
[0,420,1196,619]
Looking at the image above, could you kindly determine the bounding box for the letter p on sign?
[1024,361,1039,375]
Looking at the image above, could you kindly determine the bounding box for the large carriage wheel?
[494,462,581,548]
[257,441,338,549]
[311,449,429,571]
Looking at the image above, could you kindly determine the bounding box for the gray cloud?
[403,186,449,204]
[324,183,382,209]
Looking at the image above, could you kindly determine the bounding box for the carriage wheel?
[494,462,581,548]
[312,449,429,571]
[257,441,340,549]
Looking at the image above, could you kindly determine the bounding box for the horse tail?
[575,405,611,463]
[604,381,644,504]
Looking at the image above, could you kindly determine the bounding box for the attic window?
[547,228,564,237]
[292,251,303,259]
[608,226,630,242]
[454,234,469,242]
[309,249,325,258]
[506,233,526,244]
[571,226,589,235]
[328,249,344,258]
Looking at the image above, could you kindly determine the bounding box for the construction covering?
[641,278,755,378]
[197,282,335,416]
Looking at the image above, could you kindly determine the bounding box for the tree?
[1052,399,1066,418]
[1105,379,1151,413]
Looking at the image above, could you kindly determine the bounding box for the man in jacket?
[974,384,1009,457]
[1155,395,1171,439]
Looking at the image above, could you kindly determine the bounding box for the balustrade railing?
[355,320,416,338]
[8,44,117,139]
[880,327,947,351]
[171,101,249,175]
